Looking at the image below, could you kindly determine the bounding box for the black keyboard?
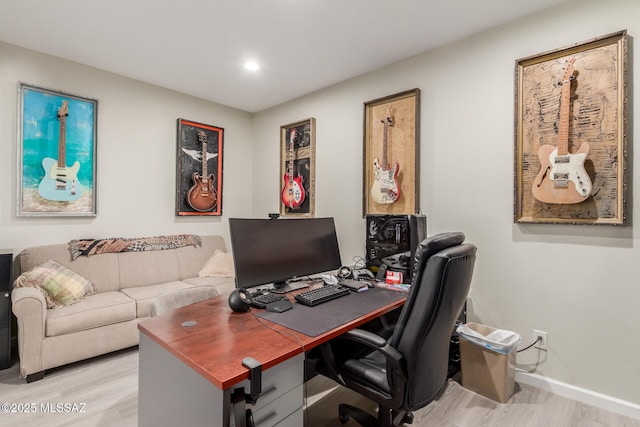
[294,285,350,307]
[250,292,287,309]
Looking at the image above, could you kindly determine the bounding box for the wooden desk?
[138,288,404,427]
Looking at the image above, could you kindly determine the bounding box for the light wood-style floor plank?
[1,348,639,426]
[0,348,139,427]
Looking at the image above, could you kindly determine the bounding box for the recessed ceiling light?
[244,61,260,71]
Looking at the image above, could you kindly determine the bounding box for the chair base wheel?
[338,403,377,427]
[401,411,414,424]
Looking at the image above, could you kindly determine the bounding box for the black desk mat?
[255,287,405,337]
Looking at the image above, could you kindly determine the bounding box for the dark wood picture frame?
[363,89,420,216]
[17,83,98,217]
[279,118,315,217]
[176,118,224,216]
[514,31,628,225]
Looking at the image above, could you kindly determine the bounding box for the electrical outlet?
[534,329,548,351]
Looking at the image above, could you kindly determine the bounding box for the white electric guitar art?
[38,101,83,202]
[532,57,592,204]
[371,106,400,204]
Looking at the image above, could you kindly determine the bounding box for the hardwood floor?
[305,375,640,427]
[0,348,138,427]
[0,348,638,426]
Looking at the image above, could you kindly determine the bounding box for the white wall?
[1,0,639,408]
[0,42,254,253]
[252,0,640,405]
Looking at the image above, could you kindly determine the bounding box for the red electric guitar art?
[532,57,592,204]
[281,128,305,209]
[371,106,400,204]
[186,131,217,211]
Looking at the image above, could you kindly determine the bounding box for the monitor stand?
[271,280,310,294]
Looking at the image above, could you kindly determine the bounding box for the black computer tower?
[0,252,12,370]
[365,214,426,283]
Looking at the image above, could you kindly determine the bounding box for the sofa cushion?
[15,260,95,308]
[17,244,122,293]
[198,250,235,278]
[149,286,218,317]
[117,250,181,289]
[121,281,195,318]
[46,291,136,337]
[182,277,235,296]
[175,235,227,278]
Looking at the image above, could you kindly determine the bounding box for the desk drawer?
[276,408,303,427]
[230,354,304,427]
[240,354,304,410]
[251,385,303,427]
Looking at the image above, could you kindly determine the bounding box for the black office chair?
[317,232,476,427]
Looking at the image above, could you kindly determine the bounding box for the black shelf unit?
[0,251,12,370]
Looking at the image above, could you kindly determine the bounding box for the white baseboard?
[516,371,640,420]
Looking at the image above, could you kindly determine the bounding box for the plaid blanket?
[68,234,202,260]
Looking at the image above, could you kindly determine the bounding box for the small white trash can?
[457,322,521,403]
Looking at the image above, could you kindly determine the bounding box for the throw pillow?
[198,250,235,278]
[14,260,95,308]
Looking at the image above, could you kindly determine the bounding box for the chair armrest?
[321,328,407,384]
[340,329,406,381]
[343,328,388,347]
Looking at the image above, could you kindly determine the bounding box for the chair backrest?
[388,232,476,410]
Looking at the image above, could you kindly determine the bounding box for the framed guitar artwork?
[363,89,420,216]
[279,118,315,218]
[17,83,97,217]
[514,30,628,225]
[176,118,224,216]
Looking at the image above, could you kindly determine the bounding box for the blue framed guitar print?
[17,83,97,216]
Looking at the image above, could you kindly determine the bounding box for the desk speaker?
[228,289,252,312]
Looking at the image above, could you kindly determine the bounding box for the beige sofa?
[11,235,235,382]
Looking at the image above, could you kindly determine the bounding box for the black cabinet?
[0,251,12,369]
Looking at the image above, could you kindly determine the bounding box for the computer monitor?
[229,217,342,291]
